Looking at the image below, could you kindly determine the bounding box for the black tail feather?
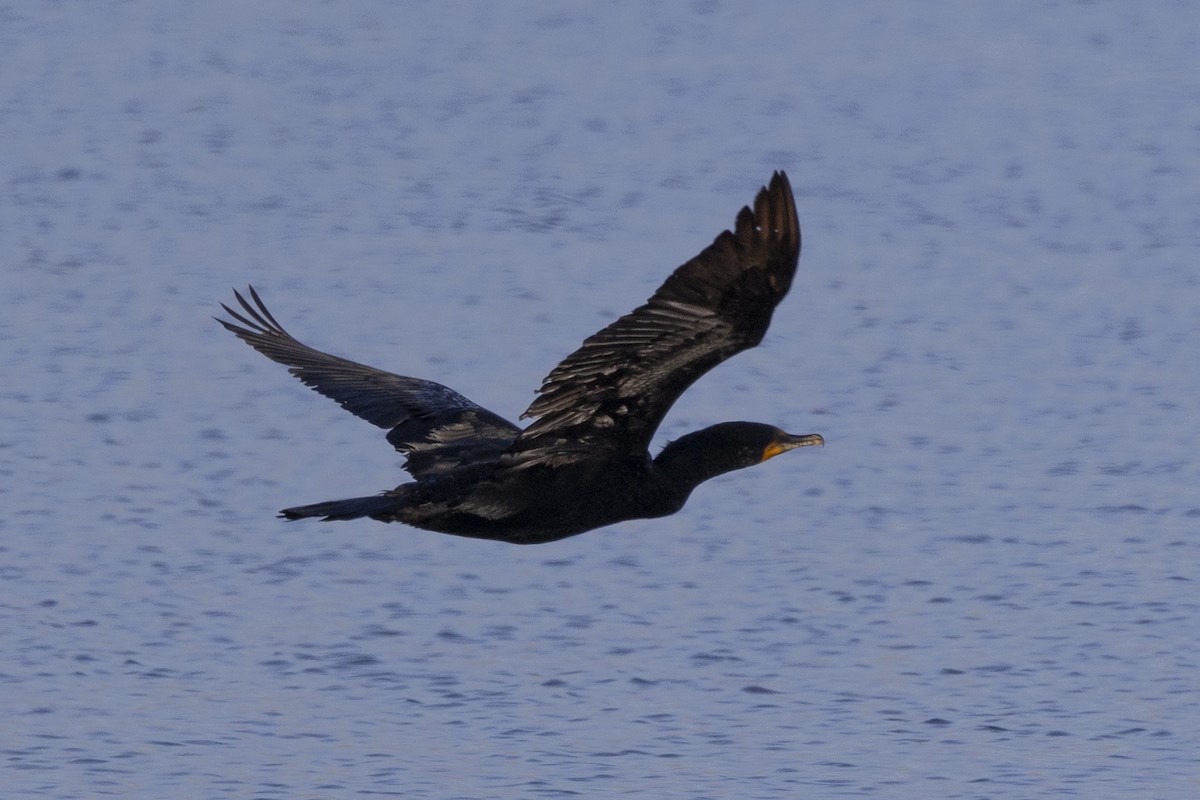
[279,494,400,521]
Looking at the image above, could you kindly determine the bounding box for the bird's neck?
[652,427,748,494]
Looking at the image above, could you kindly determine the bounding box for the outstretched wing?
[216,287,520,478]
[506,171,800,468]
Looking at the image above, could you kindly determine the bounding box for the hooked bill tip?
[762,432,824,461]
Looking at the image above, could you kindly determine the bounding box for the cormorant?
[217,171,822,544]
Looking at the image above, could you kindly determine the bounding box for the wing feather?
[216,287,519,478]
[508,171,800,466]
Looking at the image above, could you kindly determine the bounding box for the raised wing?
[507,171,800,468]
[216,287,519,478]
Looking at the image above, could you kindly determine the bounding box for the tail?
[279,493,402,522]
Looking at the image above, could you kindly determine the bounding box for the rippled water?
[4,3,1199,798]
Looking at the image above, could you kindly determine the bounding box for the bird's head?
[654,421,823,490]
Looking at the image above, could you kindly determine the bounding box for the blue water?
[3,3,1198,797]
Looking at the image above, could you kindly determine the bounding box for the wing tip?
[733,169,799,262]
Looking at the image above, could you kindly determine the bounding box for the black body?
[217,172,822,544]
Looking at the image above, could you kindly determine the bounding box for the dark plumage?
[217,171,823,544]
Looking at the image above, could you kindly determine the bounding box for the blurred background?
[2,3,1197,797]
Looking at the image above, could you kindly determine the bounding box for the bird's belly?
[413,475,669,545]
[417,502,630,545]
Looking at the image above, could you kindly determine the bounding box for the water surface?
[3,3,1198,797]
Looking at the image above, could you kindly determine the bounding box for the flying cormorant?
[217,171,822,544]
